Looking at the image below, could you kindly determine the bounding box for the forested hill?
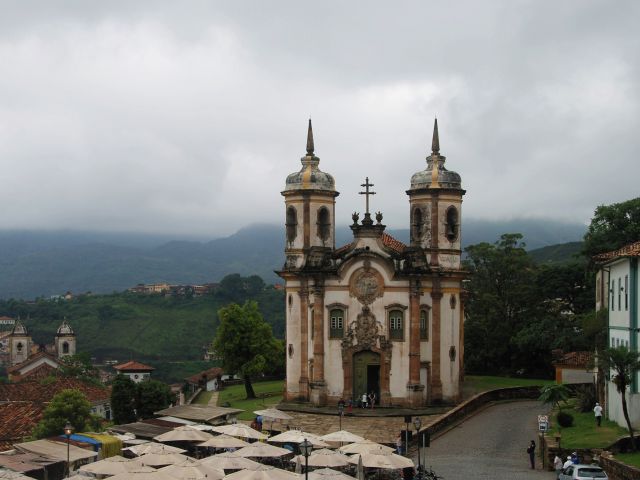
[0,275,284,364]
[0,218,585,300]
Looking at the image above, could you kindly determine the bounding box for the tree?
[135,380,173,419]
[32,389,92,439]
[213,301,281,399]
[110,375,137,424]
[538,384,570,412]
[583,197,640,258]
[59,353,99,382]
[598,346,640,451]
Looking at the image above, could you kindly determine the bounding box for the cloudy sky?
[0,1,637,237]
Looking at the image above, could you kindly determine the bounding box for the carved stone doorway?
[353,350,380,405]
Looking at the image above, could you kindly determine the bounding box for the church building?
[278,119,466,407]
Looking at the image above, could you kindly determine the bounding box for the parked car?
[559,464,608,480]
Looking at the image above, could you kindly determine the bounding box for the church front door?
[353,350,380,404]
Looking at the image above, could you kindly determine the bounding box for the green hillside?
[0,275,284,364]
[528,241,584,264]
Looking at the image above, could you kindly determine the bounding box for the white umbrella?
[224,465,300,480]
[139,451,191,467]
[339,441,393,455]
[79,455,146,475]
[355,456,364,480]
[347,451,414,470]
[159,458,225,480]
[234,443,293,458]
[309,468,356,480]
[154,425,214,443]
[253,408,294,421]
[320,431,365,444]
[200,452,263,471]
[268,431,329,448]
[199,433,250,449]
[126,442,187,456]
[107,468,175,480]
[212,423,268,440]
[292,449,350,468]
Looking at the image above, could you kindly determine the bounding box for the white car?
[558,464,608,480]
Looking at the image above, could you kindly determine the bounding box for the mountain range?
[0,218,586,299]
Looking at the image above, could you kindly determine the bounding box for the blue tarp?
[60,434,102,452]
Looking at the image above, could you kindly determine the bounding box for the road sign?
[538,415,549,432]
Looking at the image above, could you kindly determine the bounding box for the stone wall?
[600,454,640,480]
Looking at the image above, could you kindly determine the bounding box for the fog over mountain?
[0,218,585,299]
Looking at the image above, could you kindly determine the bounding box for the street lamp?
[413,417,422,476]
[64,422,73,477]
[300,438,313,480]
[337,401,344,431]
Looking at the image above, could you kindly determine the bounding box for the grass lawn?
[192,390,213,405]
[464,375,554,396]
[615,452,640,468]
[218,380,284,420]
[548,401,628,449]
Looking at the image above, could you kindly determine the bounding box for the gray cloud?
[0,0,637,237]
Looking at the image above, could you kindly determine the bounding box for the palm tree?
[539,384,570,412]
[599,346,640,451]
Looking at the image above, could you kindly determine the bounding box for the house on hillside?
[552,350,594,384]
[594,240,640,428]
[184,367,223,394]
[113,360,154,383]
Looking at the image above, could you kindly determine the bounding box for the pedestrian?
[571,451,579,464]
[396,433,403,455]
[369,391,376,409]
[361,392,368,409]
[526,440,536,469]
[347,398,353,414]
[563,456,573,470]
[554,454,563,477]
[594,402,603,427]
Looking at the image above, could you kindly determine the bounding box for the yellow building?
[278,120,466,407]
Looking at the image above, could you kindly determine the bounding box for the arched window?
[420,309,429,340]
[412,207,423,242]
[388,310,404,340]
[62,342,69,354]
[445,206,459,242]
[329,308,344,339]
[317,207,330,242]
[286,206,298,243]
[16,342,23,352]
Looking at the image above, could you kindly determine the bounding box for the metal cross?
[359,177,376,214]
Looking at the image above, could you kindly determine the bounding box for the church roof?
[284,120,336,193]
[382,233,407,254]
[114,360,155,372]
[11,319,28,336]
[409,119,462,191]
[56,319,74,336]
[593,240,640,262]
[6,351,61,376]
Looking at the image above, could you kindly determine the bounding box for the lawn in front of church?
[463,375,554,397]
[218,380,284,420]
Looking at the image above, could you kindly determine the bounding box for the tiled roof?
[114,360,155,372]
[553,351,593,367]
[382,233,406,254]
[11,363,59,382]
[6,351,60,375]
[0,377,110,404]
[0,402,43,451]
[185,367,223,385]
[334,242,354,256]
[594,240,640,262]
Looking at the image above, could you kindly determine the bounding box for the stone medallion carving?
[342,306,389,352]
[349,262,384,305]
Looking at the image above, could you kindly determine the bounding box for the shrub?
[557,411,574,428]
[574,384,596,413]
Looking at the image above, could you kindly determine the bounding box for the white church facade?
[278,120,466,407]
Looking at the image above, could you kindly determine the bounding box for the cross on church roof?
[359,177,376,215]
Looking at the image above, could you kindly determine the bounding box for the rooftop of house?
[0,376,110,404]
[0,402,43,452]
[594,240,640,262]
[185,367,223,385]
[113,360,155,372]
[553,351,593,368]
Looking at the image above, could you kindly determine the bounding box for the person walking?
[396,433,404,455]
[361,392,368,409]
[594,402,603,427]
[554,454,563,477]
[562,456,573,470]
[526,440,536,469]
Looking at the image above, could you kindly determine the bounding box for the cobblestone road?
[415,401,557,480]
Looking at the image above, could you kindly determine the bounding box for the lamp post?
[64,422,73,477]
[300,438,313,480]
[413,417,422,477]
[338,401,344,431]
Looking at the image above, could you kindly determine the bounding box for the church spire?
[431,117,440,155]
[306,118,315,155]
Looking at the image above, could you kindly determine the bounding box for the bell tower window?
[286,206,298,244]
[412,207,423,243]
[317,207,330,242]
[62,341,69,354]
[445,206,459,242]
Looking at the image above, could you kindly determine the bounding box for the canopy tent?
[224,464,301,480]
[338,441,393,455]
[198,434,250,449]
[79,455,146,476]
[253,409,293,422]
[125,443,187,456]
[319,431,365,444]
[346,452,414,470]
[138,451,191,467]
[309,468,356,480]
[158,458,225,480]
[211,423,267,440]
[153,425,214,443]
[268,431,329,448]
[107,467,175,480]
[291,449,350,468]
[14,439,98,463]
[154,405,243,424]
[200,452,263,471]
[234,443,293,458]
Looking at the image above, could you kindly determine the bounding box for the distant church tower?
[9,319,31,366]
[279,119,466,408]
[55,319,76,358]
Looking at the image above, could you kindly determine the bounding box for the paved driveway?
[416,401,557,480]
